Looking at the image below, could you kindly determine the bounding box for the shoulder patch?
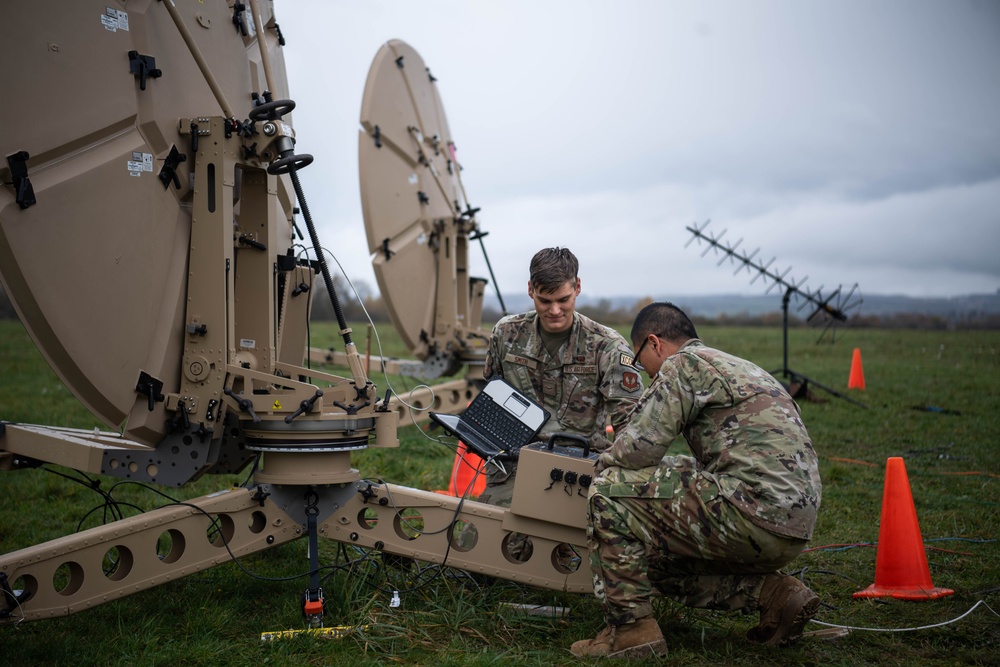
[620,353,635,368]
[621,371,641,392]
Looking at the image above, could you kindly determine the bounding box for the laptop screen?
[429,377,550,459]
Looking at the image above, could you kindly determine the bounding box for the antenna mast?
[685,220,865,407]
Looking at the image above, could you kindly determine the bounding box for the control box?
[509,439,597,529]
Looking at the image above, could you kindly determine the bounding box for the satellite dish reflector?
[359,40,488,371]
[0,2,294,444]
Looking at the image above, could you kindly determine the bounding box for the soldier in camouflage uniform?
[571,302,822,659]
[474,248,642,559]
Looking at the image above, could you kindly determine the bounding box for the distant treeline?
[570,304,1000,330]
[308,288,1000,330]
[689,311,1000,331]
[3,284,997,330]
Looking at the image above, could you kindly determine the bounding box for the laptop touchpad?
[503,393,529,417]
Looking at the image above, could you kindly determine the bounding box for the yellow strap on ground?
[260,625,367,641]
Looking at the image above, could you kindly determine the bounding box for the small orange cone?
[447,441,486,497]
[848,347,865,390]
[853,457,954,601]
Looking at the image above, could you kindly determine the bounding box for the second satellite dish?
[359,40,489,377]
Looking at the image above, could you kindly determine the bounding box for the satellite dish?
[0,2,296,445]
[359,40,489,376]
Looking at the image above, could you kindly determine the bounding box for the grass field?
[1,318,998,666]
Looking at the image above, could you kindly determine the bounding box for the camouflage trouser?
[476,459,518,508]
[588,460,808,625]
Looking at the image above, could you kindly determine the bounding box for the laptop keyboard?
[464,397,535,451]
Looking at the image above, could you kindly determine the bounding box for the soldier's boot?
[746,574,820,646]
[569,616,666,659]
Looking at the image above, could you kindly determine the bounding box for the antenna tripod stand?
[771,287,868,408]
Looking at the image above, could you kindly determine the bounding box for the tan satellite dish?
[359,40,491,377]
[0,1,296,446]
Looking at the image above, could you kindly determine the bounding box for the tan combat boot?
[569,616,667,659]
[746,574,820,645]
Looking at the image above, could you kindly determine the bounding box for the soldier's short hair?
[529,247,579,293]
[631,302,698,345]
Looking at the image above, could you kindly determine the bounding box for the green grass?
[1,319,998,666]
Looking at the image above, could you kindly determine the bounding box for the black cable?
[288,169,352,346]
[474,232,507,316]
[238,453,261,488]
[41,467,129,528]
[355,476,497,596]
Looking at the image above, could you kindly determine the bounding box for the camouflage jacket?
[596,339,821,540]
[484,311,643,452]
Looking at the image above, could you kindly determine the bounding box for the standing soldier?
[477,248,643,559]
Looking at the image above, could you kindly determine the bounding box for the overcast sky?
[277,0,1000,303]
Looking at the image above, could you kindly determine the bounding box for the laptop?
[429,377,550,459]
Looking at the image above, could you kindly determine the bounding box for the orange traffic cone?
[854,457,954,600]
[848,347,865,390]
[448,441,487,497]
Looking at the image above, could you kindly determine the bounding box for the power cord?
[809,599,999,633]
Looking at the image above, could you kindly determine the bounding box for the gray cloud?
[278,0,1000,299]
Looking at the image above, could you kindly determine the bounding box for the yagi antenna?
[686,220,862,338]
[686,220,866,408]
